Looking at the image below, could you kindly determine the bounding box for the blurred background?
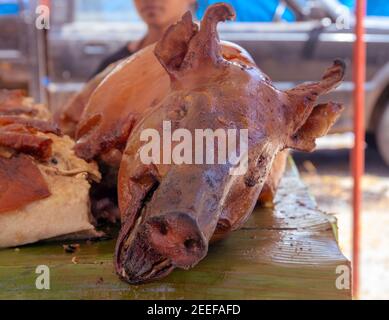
[0,0,388,299]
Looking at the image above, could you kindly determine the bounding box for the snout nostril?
[157,221,168,235]
[148,217,169,236]
[184,239,199,251]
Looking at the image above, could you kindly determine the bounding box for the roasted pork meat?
[0,91,101,248]
[0,89,51,120]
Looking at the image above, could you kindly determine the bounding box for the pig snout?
[120,212,207,284]
[116,165,230,284]
[145,213,208,265]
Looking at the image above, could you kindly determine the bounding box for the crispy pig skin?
[0,94,60,161]
[0,155,51,214]
[0,116,60,135]
[0,95,60,161]
[0,118,59,161]
[0,90,27,116]
[0,130,53,160]
[113,3,345,284]
[0,89,51,120]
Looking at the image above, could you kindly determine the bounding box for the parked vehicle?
[1,0,389,165]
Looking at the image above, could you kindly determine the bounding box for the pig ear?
[154,11,199,78]
[284,60,346,137]
[155,3,236,79]
[182,3,236,71]
[286,59,346,102]
[287,60,346,99]
[286,102,344,152]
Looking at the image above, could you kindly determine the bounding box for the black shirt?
[93,45,134,77]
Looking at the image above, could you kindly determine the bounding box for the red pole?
[352,0,366,299]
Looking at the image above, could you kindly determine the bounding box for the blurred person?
[93,0,196,76]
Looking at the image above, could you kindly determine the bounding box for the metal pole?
[352,0,366,299]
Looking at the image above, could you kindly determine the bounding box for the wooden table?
[0,161,351,299]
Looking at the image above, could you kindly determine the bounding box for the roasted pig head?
[115,3,345,284]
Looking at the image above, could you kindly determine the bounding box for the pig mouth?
[114,182,207,284]
[117,221,175,284]
[114,181,165,284]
